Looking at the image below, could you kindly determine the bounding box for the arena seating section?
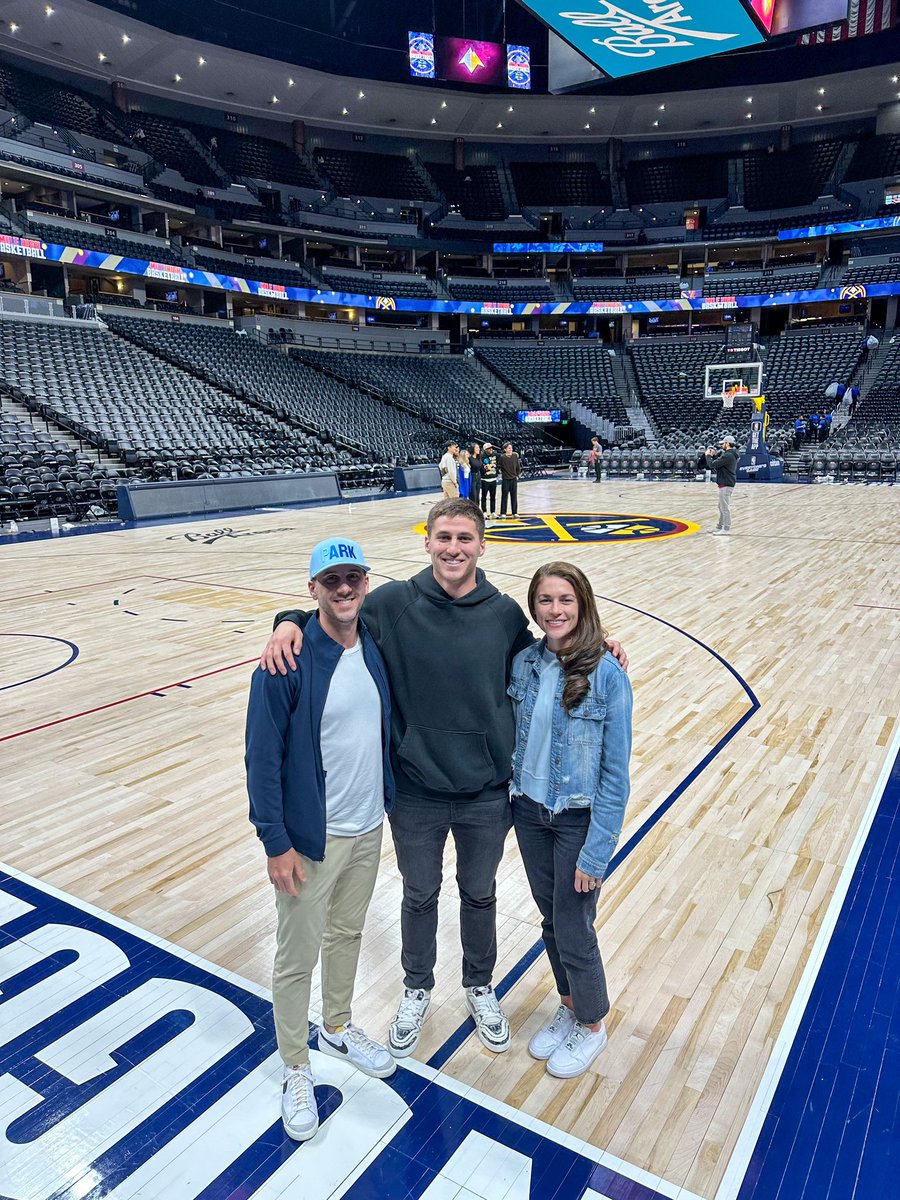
[629,337,730,432]
[0,317,357,483]
[762,328,861,418]
[510,162,612,207]
[0,62,112,139]
[314,149,434,201]
[191,125,320,189]
[107,317,450,468]
[290,348,543,449]
[320,266,438,299]
[742,141,842,210]
[626,154,727,204]
[447,276,555,301]
[572,275,682,301]
[0,401,123,522]
[703,266,821,296]
[477,344,628,426]
[126,113,222,187]
[426,164,507,220]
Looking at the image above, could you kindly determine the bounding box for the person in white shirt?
[439,441,460,498]
[245,536,395,1143]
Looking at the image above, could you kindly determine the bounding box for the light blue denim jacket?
[508,642,632,880]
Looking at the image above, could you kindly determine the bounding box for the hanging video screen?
[408,34,531,89]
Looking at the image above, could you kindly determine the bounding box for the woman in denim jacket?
[508,561,632,1078]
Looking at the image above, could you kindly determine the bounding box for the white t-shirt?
[320,640,385,837]
[439,452,458,483]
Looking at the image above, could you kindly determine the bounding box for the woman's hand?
[574,868,602,894]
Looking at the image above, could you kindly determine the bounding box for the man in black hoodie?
[259,498,627,1059]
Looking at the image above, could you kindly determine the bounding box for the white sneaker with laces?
[528,1004,577,1061]
[318,1023,396,1078]
[281,1063,318,1141]
[465,985,511,1053]
[546,1020,608,1078]
[389,988,431,1058]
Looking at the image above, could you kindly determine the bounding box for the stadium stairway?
[624,403,658,446]
[0,390,125,472]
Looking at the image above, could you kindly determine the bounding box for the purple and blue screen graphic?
[408,31,435,79]
[493,241,605,254]
[778,214,900,240]
[506,43,532,89]
[438,37,507,85]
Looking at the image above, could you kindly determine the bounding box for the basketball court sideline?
[1,476,898,1200]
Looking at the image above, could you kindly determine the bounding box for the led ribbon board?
[517,0,765,79]
[493,241,605,253]
[778,215,900,240]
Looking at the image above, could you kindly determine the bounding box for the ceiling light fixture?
[9,22,19,32]
[198,56,206,66]
[893,75,899,84]
[746,96,752,103]
[507,105,514,112]
[496,121,503,129]
[652,120,659,127]
[584,123,591,130]
[270,95,279,104]
[288,77,295,86]
[45,5,54,14]
[430,117,437,125]
[358,90,365,99]
[121,33,130,44]
[589,106,596,114]
[817,86,826,95]
[341,106,349,115]
[815,104,823,111]
[658,103,665,111]
[98,52,107,62]
[746,112,752,119]
[173,73,182,83]
[440,100,448,109]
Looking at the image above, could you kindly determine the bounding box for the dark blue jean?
[389,793,513,991]
[512,795,610,1025]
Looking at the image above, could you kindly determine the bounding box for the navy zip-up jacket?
[245,614,394,862]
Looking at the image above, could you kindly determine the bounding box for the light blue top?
[508,640,633,880]
[519,646,561,807]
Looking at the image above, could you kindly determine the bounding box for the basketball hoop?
[722,392,734,410]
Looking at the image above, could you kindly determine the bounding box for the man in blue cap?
[245,536,395,1144]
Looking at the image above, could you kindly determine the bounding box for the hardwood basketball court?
[1,476,898,1200]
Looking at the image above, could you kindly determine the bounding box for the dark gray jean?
[388,792,512,991]
[512,795,610,1025]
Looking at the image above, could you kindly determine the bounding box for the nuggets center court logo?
[415,512,698,544]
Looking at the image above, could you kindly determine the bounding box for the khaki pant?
[718,486,734,531]
[441,479,459,498]
[272,823,383,1066]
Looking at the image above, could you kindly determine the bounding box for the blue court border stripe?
[0,634,80,693]
[735,737,900,1200]
[427,593,760,1069]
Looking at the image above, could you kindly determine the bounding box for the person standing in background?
[481,443,499,519]
[705,435,739,535]
[469,443,483,506]
[458,449,472,499]
[499,442,521,519]
[439,442,459,499]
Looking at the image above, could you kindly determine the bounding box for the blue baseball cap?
[309,536,370,579]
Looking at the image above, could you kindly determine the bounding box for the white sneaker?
[465,985,511,1053]
[318,1023,396,1078]
[528,1004,577,1061]
[389,988,431,1058]
[546,1021,608,1079]
[711,528,730,535]
[281,1063,318,1141]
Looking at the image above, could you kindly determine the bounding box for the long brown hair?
[527,562,608,712]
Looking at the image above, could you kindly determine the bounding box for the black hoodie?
[275,567,533,803]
